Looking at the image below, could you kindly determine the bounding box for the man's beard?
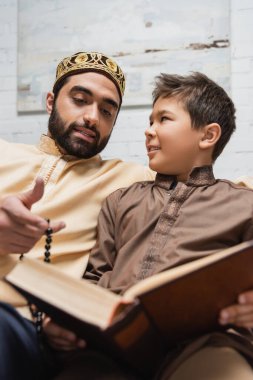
[48,105,111,159]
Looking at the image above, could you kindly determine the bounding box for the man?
[0,51,153,379]
[0,51,153,304]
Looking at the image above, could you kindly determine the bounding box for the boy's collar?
[155,165,216,189]
[186,165,216,186]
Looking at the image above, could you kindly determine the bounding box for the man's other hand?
[0,177,65,255]
[43,316,86,351]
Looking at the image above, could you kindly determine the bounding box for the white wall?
[214,0,253,179]
[0,0,253,180]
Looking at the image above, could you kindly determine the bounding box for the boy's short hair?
[152,72,236,161]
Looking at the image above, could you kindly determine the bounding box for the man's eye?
[73,98,85,104]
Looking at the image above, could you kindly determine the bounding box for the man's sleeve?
[234,176,253,189]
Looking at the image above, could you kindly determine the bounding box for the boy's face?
[146,96,205,181]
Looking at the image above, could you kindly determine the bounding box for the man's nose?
[82,104,99,126]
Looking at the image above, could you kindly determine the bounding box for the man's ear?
[199,123,221,150]
[46,92,55,114]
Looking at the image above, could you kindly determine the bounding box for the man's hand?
[219,290,253,329]
[0,177,65,255]
[43,316,86,351]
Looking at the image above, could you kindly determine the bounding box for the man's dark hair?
[52,77,70,100]
[152,72,236,161]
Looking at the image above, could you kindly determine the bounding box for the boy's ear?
[199,123,221,150]
[46,92,55,114]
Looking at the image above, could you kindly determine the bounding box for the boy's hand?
[219,290,253,329]
[0,177,65,255]
[43,316,86,351]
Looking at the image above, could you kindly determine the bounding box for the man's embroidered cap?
[53,51,125,101]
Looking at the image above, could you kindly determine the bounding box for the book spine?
[105,302,167,377]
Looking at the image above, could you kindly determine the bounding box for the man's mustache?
[68,122,100,141]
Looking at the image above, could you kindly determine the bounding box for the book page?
[6,257,122,329]
[123,240,253,301]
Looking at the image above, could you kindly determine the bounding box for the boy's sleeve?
[83,189,121,285]
[243,208,253,241]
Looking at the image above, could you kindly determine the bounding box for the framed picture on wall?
[18,0,230,112]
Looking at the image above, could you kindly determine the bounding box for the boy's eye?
[161,116,170,122]
[102,108,112,117]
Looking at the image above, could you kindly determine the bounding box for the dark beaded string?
[20,219,53,334]
[44,219,53,263]
[33,220,52,334]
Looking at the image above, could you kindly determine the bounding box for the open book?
[5,240,253,375]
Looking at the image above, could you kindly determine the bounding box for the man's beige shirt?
[0,135,154,314]
[235,175,253,189]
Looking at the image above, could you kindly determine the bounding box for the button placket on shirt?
[138,182,192,280]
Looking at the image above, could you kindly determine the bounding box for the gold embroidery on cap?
[53,52,125,98]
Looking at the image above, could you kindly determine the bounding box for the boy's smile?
[146,96,207,181]
[146,144,161,155]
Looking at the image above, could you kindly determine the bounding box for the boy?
[47,72,253,379]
